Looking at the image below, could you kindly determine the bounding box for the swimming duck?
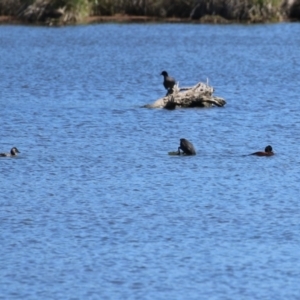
[161,71,176,95]
[178,138,196,155]
[0,147,20,157]
[250,145,274,156]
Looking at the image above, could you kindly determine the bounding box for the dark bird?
[0,147,20,157]
[161,71,176,95]
[250,145,274,156]
[178,138,196,155]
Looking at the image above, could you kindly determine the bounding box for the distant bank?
[0,0,299,25]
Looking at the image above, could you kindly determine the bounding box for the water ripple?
[1,23,300,300]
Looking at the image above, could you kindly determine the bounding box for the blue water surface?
[1,22,300,299]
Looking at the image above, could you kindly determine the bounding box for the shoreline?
[0,14,286,26]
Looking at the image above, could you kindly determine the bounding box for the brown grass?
[0,0,288,24]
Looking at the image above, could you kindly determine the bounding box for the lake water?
[1,22,300,299]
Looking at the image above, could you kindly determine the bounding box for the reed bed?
[0,0,297,24]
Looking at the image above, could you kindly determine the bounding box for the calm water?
[1,23,300,299]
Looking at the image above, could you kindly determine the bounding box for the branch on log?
[144,81,226,109]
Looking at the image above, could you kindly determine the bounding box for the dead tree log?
[144,81,226,109]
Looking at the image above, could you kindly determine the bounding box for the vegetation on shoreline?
[0,0,299,25]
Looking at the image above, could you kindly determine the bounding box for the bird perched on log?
[161,71,176,95]
[178,138,196,155]
[0,147,20,157]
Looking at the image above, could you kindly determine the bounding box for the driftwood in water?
[144,81,226,109]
